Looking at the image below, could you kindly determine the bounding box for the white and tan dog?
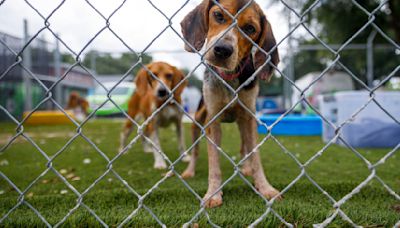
[120,62,189,169]
[181,0,281,208]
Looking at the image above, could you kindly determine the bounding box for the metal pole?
[288,48,294,110]
[54,34,62,106]
[367,30,377,88]
[23,19,32,111]
[284,8,294,110]
[90,50,97,74]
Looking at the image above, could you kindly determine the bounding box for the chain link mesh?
[0,0,399,227]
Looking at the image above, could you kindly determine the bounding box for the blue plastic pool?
[257,114,322,136]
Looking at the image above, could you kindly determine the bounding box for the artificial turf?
[0,119,399,227]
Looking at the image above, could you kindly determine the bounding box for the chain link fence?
[0,0,399,227]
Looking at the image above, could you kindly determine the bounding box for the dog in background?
[120,62,189,169]
[65,91,89,121]
[181,0,281,207]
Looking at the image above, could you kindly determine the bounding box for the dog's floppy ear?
[135,67,150,96]
[172,67,188,103]
[66,92,79,109]
[79,98,89,115]
[181,0,212,52]
[253,13,280,81]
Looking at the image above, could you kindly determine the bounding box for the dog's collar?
[211,57,251,81]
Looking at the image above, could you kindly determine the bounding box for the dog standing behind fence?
[65,91,89,122]
[181,0,281,208]
[119,62,189,169]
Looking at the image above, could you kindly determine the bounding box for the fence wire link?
[0,0,399,227]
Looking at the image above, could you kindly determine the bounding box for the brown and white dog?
[65,91,89,121]
[180,0,281,207]
[119,62,189,169]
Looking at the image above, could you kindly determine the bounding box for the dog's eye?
[243,24,256,35]
[213,11,225,24]
[166,73,173,80]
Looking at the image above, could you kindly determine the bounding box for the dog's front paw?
[203,191,223,208]
[154,160,167,169]
[182,154,191,163]
[259,187,282,201]
[241,166,252,176]
[181,169,194,179]
[143,143,153,153]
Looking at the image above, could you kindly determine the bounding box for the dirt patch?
[392,204,400,213]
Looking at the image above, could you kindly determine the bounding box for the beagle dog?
[180,0,281,207]
[119,62,189,169]
[65,91,89,121]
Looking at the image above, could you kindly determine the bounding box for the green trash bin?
[0,81,45,121]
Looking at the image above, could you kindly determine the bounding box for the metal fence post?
[367,30,377,88]
[22,19,32,111]
[54,34,62,106]
[91,50,97,74]
[283,8,294,110]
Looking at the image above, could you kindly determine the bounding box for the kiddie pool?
[257,114,322,136]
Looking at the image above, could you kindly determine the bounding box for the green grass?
[0,119,399,227]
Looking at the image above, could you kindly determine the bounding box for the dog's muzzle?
[157,88,168,98]
[213,42,233,60]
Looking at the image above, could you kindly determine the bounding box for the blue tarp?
[341,118,400,148]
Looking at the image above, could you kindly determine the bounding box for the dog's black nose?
[157,88,168,97]
[214,44,233,59]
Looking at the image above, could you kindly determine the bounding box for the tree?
[292,41,326,81]
[61,53,75,64]
[388,0,400,42]
[282,0,400,87]
[302,0,395,43]
[259,75,283,96]
[181,68,203,91]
